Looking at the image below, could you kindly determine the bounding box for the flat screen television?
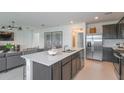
[0,31,14,41]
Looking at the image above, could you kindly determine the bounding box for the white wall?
[0,26,36,50]
[37,23,86,49]
[87,20,118,35]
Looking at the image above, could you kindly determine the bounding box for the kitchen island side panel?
[33,62,52,80]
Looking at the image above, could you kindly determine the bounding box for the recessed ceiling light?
[70,21,73,24]
[94,16,99,20]
[41,24,45,27]
[104,12,112,15]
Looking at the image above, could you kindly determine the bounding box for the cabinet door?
[62,61,71,80]
[51,31,62,48]
[52,62,61,80]
[121,59,124,80]
[103,24,117,39]
[118,23,124,39]
[103,47,115,62]
[72,58,77,77]
[80,50,84,68]
[77,56,81,71]
[44,32,52,50]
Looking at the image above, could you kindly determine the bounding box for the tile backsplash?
[103,39,124,47]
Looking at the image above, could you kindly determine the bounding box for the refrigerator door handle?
[87,42,91,47]
[91,41,94,52]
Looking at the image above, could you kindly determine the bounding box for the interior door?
[92,35,103,61]
[51,31,62,48]
[44,32,52,50]
[77,32,84,48]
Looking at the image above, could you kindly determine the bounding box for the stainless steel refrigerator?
[86,34,103,61]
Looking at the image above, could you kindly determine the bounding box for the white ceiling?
[0,12,124,28]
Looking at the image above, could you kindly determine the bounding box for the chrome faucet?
[63,45,68,52]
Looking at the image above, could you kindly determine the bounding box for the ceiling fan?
[1,21,22,31]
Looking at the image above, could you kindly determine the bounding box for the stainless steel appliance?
[113,52,122,79]
[86,34,103,61]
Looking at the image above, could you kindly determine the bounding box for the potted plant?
[3,43,14,52]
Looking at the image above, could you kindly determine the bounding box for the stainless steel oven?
[113,52,122,79]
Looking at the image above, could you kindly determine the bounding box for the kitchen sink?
[62,49,76,53]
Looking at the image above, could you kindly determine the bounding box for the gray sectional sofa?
[0,48,44,72]
[0,53,6,72]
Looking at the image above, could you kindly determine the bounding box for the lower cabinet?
[72,58,77,77]
[33,49,84,80]
[103,47,115,62]
[62,61,72,80]
[52,62,61,80]
[121,59,124,80]
[80,49,84,68]
[72,53,81,78]
[77,56,81,71]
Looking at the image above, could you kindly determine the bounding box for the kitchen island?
[22,48,84,80]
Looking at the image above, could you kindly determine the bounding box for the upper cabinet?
[117,17,124,39]
[103,24,117,39]
[103,17,124,39]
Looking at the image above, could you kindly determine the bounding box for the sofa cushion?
[0,53,5,58]
[6,52,22,57]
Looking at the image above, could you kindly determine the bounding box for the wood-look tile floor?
[73,60,118,80]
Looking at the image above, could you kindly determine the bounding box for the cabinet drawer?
[62,56,71,65]
[72,52,79,59]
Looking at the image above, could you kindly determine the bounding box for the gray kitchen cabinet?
[0,53,6,72]
[76,55,81,71]
[52,61,61,80]
[80,49,84,68]
[103,24,117,39]
[72,58,77,77]
[72,52,82,78]
[62,56,72,80]
[117,17,124,39]
[103,47,115,62]
[44,31,62,50]
[118,23,124,39]
[121,59,124,80]
[33,59,70,80]
[30,49,84,80]
[62,61,72,80]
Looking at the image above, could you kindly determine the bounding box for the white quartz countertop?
[21,48,83,66]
